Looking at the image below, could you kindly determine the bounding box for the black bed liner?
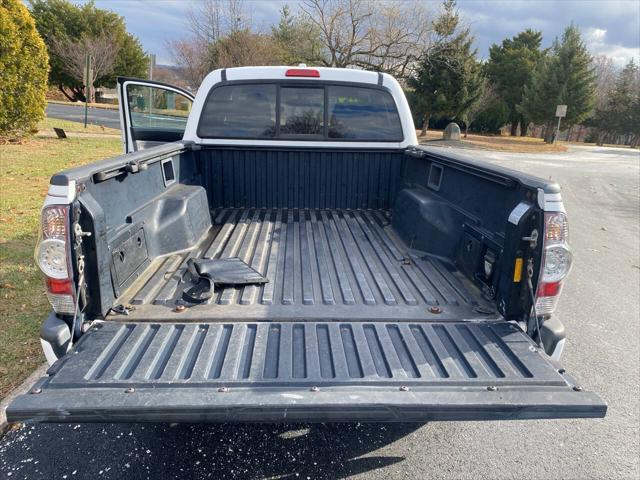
[7,321,606,423]
[115,208,493,321]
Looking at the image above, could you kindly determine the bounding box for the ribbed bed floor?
[116,208,491,321]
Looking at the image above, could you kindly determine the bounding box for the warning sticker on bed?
[508,202,532,225]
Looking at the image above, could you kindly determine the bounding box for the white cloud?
[584,27,639,66]
[587,28,608,43]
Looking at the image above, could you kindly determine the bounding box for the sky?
[73,0,640,66]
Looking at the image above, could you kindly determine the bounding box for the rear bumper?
[540,316,566,360]
[7,386,606,423]
[40,311,71,365]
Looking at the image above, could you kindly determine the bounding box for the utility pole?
[148,53,156,80]
[148,54,156,119]
[82,53,91,128]
[83,53,92,128]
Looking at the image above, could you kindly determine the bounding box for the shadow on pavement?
[0,422,423,479]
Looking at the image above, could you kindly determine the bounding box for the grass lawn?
[37,116,121,136]
[0,118,121,399]
[418,129,569,153]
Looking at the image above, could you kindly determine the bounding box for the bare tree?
[592,55,617,110]
[211,30,282,68]
[50,33,120,102]
[167,38,212,90]
[185,0,251,43]
[299,0,432,79]
[169,0,253,88]
[186,0,224,44]
[360,2,432,78]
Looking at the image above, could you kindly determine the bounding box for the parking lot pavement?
[1,145,638,480]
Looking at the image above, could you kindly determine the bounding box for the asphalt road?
[46,102,121,130]
[1,145,638,480]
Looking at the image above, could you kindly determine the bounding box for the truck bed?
[113,208,493,322]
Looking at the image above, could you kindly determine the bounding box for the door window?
[126,84,192,130]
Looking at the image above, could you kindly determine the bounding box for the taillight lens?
[42,206,68,238]
[542,245,572,283]
[36,205,76,314]
[38,238,68,279]
[535,212,572,315]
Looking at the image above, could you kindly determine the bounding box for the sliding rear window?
[198,82,403,141]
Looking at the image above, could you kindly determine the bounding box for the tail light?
[35,205,76,314]
[535,212,572,315]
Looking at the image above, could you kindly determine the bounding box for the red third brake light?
[285,68,320,78]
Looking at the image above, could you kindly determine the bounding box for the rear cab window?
[198,84,276,138]
[327,86,402,140]
[197,82,403,142]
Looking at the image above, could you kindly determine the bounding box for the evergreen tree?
[520,25,596,143]
[613,60,640,145]
[629,61,640,146]
[0,0,49,140]
[588,60,640,145]
[271,5,324,66]
[486,29,543,136]
[459,62,487,136]
[409,0,482,135]
[473,96,510,134]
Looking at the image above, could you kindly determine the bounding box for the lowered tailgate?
[7,321,606,423]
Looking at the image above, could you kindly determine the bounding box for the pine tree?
[271,5,324,66]
[519,25,596,143]
[628,61,640,146]
[487,29,543,136]
[0,0,49,140]
[614,60,640,145]
[588,60,640,145]
[409,0,481,135]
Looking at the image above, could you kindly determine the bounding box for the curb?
[0,363,48,436]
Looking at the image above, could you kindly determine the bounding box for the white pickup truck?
[8,66,606,423]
